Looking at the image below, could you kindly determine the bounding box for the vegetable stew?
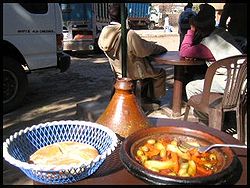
[134,138,220,177]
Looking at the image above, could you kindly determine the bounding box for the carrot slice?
[161,156,168,161]
[196,165,213,176]
[159,168,172,175]
[191,155,206,166]
[144,143,160,158]
[188,148,199,156]
[170,152,179,173]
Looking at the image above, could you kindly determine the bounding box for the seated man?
[179,4,242,123]
[98,3,168,109]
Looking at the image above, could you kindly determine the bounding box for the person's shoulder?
[101,25,112,33]
[204,28,230,42]
[127,29,142,41]
[181,10,195,18]
[127,29,137,36]
[102,24,113,29]
[212,27,227,35]
[104,24,121,31]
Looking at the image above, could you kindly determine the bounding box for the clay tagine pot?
[96,77,152,138]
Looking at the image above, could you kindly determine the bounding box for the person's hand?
[190,25,196,32]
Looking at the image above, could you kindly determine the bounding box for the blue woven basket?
[3,120,118,184]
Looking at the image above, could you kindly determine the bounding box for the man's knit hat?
[191,3,216,29]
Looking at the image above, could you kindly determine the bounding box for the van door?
[3,3,59,70]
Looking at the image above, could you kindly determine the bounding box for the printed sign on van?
[17,29,54,33]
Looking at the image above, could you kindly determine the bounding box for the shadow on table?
[90,134,125,178]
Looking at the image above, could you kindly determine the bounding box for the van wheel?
[3,57,28,114]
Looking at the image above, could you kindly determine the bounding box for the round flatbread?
[29,141,99,168]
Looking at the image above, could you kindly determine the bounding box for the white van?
[3,3,71,113]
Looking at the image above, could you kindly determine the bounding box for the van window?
[19,3,48,14]
[61,3,92,21]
